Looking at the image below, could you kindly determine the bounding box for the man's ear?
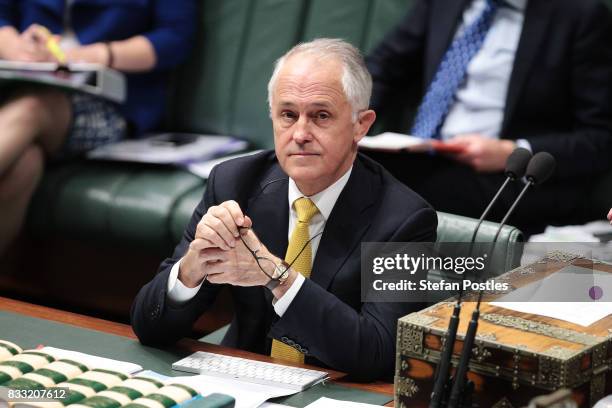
[353,109,377,143]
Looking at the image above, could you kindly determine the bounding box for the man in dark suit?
[366,0,612,234]
[131,39,437,381]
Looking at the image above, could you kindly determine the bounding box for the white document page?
[358,132,427,151]
[87,135,247,164]
[491,266,612,326]
[489,302,612,327]
[187,150,262,178]
[305,397,385,408]
[41,346,142,374]
[172,374,300,408]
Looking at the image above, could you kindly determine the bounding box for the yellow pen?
[38,26,67,65]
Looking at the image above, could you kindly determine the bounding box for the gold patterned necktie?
[270,197,319,363]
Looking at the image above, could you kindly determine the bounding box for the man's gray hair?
[267,38,372,120]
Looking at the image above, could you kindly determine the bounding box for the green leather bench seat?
[28,162,206,254]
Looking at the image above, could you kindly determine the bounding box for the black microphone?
[505,147,533,179]
[447,151,556,408]
[492,151,556,243]
[469,147,532,243]
[429,148,531,408]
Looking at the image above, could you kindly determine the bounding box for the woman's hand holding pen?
[0,25,53,62]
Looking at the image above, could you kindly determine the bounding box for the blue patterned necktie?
[410,0,499,139]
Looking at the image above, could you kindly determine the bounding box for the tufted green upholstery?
[27,163,205,253]
[436,212,523,270]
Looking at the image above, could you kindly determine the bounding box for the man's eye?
[280,111,297,121]
[317,112,330,120]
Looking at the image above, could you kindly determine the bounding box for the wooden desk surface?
[0,296,394,404]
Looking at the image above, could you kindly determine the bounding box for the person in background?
[0,0,196,254]
[131,39,437,381]
[366,0,612,235]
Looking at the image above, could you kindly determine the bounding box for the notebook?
[0,61,126,103]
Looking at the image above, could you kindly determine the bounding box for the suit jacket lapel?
[503,0,553,134]
[247,165,289,258]
[310,157,377,290]
[425,0,470,85]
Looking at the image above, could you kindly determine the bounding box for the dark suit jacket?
[367,0,612,180]
[131,151,437,381]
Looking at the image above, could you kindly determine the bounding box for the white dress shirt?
[440,0,530,150]
[167,166,353,317]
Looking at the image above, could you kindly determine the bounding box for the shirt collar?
[287,166,353,221]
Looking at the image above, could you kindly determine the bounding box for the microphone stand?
[446,290,483,408]
[447,172,545,407]
[430,178,510,408]
[429,148,533,407]
[430,177,514,408]
[492,180,533,243]
[469,177,512,244]
[447,212,510,408]
[428,290,463,408]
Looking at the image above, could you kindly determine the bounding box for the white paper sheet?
[489,301,612,327]
[41,346,142,374]
[87,134,247,164]
[491,266,612,326]
[304,397,385,408]
[187,150,262,178]
[172,374,299,408]
[358,132,433,152]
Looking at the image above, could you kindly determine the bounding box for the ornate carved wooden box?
[394,257,612,407]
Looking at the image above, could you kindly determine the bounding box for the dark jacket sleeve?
[366,0,429,129]
[142,0,198,71]
[130,165,224,346]
[270,205,437,381]
[0,0,17,27]
[525,1,612,178]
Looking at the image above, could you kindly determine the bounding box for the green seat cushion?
[437,211,524,275]
[27,162,204,253]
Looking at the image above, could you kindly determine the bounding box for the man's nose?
[292,116,313,144]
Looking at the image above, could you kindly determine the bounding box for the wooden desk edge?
[0,296,395,404]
